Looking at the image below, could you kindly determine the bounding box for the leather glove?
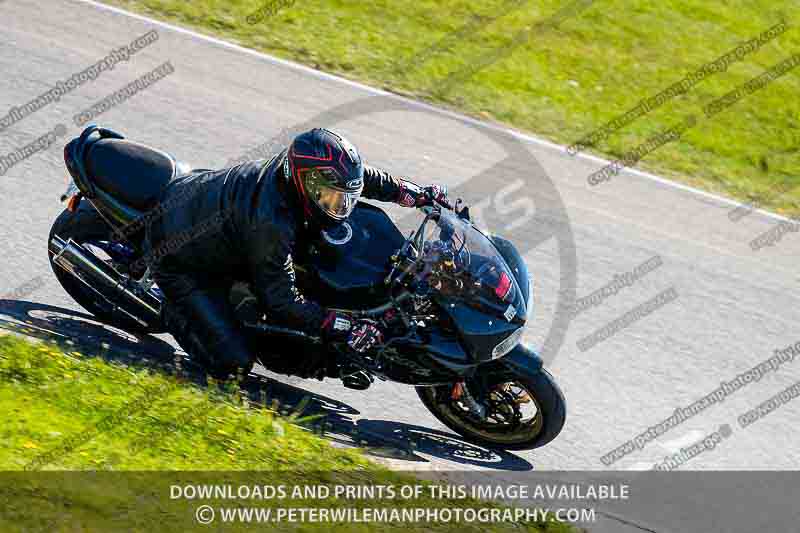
[417,184,449,208]
[347,320,383,353]
[397,182,450,208]
[321,312,384,353]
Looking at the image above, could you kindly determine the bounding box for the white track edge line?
[72,0,796,226]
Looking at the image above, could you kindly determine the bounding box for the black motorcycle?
[48,126,565,450]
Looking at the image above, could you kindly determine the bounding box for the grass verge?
[0,336,575,532]
[99,0,799,216]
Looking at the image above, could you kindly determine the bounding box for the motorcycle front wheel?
[416,366,566,451]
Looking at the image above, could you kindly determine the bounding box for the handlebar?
[435,196,453,210]
[415,189,453,212]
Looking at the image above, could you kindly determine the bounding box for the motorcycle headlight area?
[492,327,524,359]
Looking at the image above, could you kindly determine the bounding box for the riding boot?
[339,363,374,390]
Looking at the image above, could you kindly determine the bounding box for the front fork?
[450,381,488,419]
[450,342,543,419]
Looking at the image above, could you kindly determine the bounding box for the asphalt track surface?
[1,1,799,531]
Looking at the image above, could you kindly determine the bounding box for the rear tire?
[48,202,164,334]
[417,367,566,451]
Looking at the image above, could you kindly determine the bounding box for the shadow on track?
[0,299,533,471]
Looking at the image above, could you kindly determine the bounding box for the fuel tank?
[297,202,405,308]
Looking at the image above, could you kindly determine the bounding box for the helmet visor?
[301,168,362,220]
[315,187,360,219]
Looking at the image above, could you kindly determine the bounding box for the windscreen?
[413,211,526,323]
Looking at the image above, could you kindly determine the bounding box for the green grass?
[101,0,800,216]
[0,336,575,532]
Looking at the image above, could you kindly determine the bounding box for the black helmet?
[285,128,364,228]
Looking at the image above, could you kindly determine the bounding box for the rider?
[149,128,448,387]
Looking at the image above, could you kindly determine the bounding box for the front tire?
[48,202,165,334]
[417,367,566,451]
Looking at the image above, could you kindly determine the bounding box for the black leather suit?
[149,150,405,374]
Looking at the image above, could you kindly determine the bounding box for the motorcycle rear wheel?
[48,202,165,334]
[416,367,566,451]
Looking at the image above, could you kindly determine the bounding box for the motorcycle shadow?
[0,300,533,471]
[225,373,531,470]
[244,374,533,471]
[0,299,180,370]
[355,420,532,471]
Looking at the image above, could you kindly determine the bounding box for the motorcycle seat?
[84,138,177,210]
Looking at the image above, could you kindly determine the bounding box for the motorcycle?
[48,125,566,450]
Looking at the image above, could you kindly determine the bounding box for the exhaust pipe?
[49,235,162,328]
